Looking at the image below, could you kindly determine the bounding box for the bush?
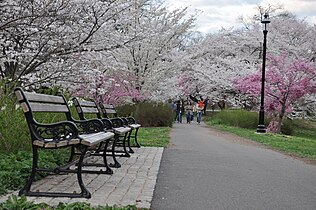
[207,109,314,137]
[0,93,74,154]
[117,102,173,127]
[286,119,316,139]
[210,109,262,129]
[0,93,31,153]
[280,118,294,135]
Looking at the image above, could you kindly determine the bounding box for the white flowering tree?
[178,10,316,112]
[0,0,138,91]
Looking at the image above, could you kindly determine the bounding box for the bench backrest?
[72,98,101,120]
[99,103,118,118]
[15,87,72,123]
[72,98,118,129]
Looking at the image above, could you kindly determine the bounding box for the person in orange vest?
[196,100,204,124]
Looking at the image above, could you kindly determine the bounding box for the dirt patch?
[207,126,316,167]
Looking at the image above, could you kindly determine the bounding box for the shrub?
[280,118,294,135]
[288,119,316,139]
[207,109,314,137]
[0,93,31,153]
[210,109,262,129]
[117,102,173,127]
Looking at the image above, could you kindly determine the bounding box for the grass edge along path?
[137,127,170,147]
[205,121,316,160]
[0,195,147,210]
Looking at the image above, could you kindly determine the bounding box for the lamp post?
[257,13,270,133]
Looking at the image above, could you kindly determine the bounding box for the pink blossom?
[73,71,144,106]
[234,53,316,133]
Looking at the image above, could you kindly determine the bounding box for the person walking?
[191,102,196,122]
[196,99,204,124]
[184,101,193,124]
[175,100,182,123]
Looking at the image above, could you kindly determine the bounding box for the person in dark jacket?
[175,100,182,123]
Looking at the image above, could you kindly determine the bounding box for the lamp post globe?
[257,13,270,133]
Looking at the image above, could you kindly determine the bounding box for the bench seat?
[128,124,141,129]
[112,127,132,135]
[32,132,114,148]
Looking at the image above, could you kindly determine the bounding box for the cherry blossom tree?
[234,53,316,133]
[177,9,316,112]
[0,0,138,91]
[106,1,197,101]
[72,69,144,105]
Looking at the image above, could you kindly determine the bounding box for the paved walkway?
[151,122,316,210]
[0,147,163,209]
[2,123,316,209]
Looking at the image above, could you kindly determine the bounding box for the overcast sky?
[165,0,316,33]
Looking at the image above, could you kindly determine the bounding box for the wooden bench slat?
[129,124,141,129]
[33,139,81,148]
[112,127,131,134]
[29,102,69,112]
[104,109,116,114]
[77,100,96,107]
[79,132,114,146]
[102,104,115,109]
[81,107,100,114]
[24,92,65,104]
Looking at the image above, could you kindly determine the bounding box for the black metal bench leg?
[127,130,134,153]
[19,146,92,198]
[95,141,105,153]
[102,140,113,174]
[122,132,130,157]
[68,146,75,163]
[109,136,121,168]
[77,146,91,198]
[19,146,38,196]
[134,128,141,148]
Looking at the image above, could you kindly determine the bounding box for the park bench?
[99,103,141,153]
[72,97,131,166]
[14,87,115,198]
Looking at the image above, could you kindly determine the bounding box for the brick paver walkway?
[0,147,163,209]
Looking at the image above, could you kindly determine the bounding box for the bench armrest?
[72,118,105,134]
[109,118,124,128]
[126,117,136,124]
[30,121,79,143]
[100,118,113,130]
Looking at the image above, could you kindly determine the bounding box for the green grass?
[137,127,170,147]
[290,119,316,139]
[205,119,316,159]
[0,195,148,210]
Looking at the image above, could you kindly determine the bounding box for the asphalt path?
[151,122,316,210]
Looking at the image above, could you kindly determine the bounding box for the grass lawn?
[137,127,171,147]
[205,121,316,160]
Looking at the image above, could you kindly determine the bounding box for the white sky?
[165,0,316,33]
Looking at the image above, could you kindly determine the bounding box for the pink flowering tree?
[74,71,144,106]
[234,53,316,133]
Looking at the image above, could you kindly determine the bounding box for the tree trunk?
[277,103,287,133]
